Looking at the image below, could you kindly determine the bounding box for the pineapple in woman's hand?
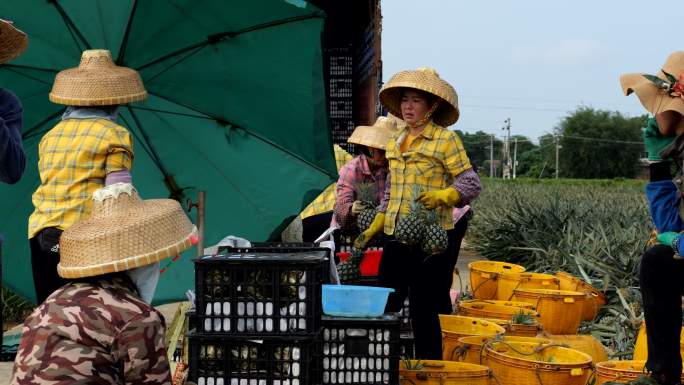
[354,182,379,231]
[396,189,427,246]
[421,209,448,255]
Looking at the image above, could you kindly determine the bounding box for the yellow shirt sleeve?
[105,128,134,173]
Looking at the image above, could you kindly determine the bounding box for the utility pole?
[502,118,511,179]
[489,134,494,178]
[513,137,518,179]
[555,134,560,179]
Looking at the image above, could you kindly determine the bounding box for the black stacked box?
[189,335,318,385]
[320,314,400,385]
[325,47,354,154]
[189,245,329,385]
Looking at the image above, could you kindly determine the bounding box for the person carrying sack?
[12,182,198,384]
[621,51,684,385]
[27,49,147,303]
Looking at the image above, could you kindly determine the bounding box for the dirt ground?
[0,248,480,383]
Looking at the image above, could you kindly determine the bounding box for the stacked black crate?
[325,48,354,154]
[189,246,329,385]
[397,298,415,359]
[320,315,400,385]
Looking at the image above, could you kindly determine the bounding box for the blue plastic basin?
[322,284,394,317]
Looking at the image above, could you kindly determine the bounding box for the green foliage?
[557,107,648,179]
[469,178,649,357]
[3,286,33,326]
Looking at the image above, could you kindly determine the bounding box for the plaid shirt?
[379,121,474,234]
[28,118,133,238]
[333,155,388,229]
[300,145,352,219]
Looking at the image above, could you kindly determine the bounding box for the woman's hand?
[416,188,460,209]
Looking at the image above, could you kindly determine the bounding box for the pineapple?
[355,182,378,231]
[395,197,426,246]
[421,209,448,255]
[337,248,363,283]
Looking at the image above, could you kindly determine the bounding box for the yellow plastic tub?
[485,340,593,385]
[453,335,551,365]
[556,271,607,321]
[595,360,684,384]
[633,321,684,360]
[546,334,609,363]
[512,289,586,334]
[468,261,526,300]
[400,360,491,385]
[497,272,560,301]
[457,300,540,321]
[439,315,505,362]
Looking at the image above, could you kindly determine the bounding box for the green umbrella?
[0,0,336,304]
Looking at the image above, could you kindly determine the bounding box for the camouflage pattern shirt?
[11,274,171,384]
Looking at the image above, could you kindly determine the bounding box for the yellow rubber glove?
[354,212,385,249]
[416,188,460,210]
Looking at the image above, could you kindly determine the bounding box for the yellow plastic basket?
[439,315,505,362]
[545,334,609,363]
[555,271,607,321]
[457,300,540,321]
[633,321,684,360]
[485,340,593,385]
[497,272,560,301]
[454,335,551,365]
[468,261,525,300]
[595,360,684,384]
[512,289,586,334]
[399,360,491,385]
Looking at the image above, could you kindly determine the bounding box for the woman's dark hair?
[355,145,372,157]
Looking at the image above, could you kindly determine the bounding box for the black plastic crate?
[188,333,320,385]
[330,98,352,119]
[326,53,352,77]
[194,251,328,336]
[320,315,400,385]
[399,332,415,359]
[330,77,352,99]
[398,297,412,332]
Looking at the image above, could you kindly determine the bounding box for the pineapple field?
[467,177,650,358]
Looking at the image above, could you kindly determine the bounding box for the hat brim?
[50,66,148,106]
[0,20,28,64]
[379,83,459,127]
[58,226,197,279]
[621,72,684,116]
[347,124,396,150]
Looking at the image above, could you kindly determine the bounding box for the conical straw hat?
[50,49,147,106]
[348,116,401,150]
[0,19,28,64]
[380,67,459,127]
[58,183,197,279]
[620,51,684,116]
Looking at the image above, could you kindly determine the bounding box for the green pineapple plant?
[355,182,378,231]
[421,209,448,255]
[337,248,363,283]
[395,188,427,245]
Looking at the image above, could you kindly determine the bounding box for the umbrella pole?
[197,191,205,257]
[187,191,206,256]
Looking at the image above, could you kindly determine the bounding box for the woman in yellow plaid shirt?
[27,49,147,303]
[356,67,481,359]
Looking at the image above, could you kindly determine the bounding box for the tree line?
[456,107,649,179]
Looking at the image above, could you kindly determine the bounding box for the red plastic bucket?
[336,249,382,276]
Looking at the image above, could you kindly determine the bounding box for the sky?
[381,0,681,143]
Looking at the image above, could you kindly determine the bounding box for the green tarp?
[0,0,336,304]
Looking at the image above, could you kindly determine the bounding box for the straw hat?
[50,49,147,106]
[380,67,459,127]
[348,116,401,150]
[0,19,28,64]
[58,183,197,279]
[620,51,684,116]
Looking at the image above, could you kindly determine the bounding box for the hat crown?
[79,49,115,68]
[662,51,684,79]
[416,67,439,77]
[91,183,141,218]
